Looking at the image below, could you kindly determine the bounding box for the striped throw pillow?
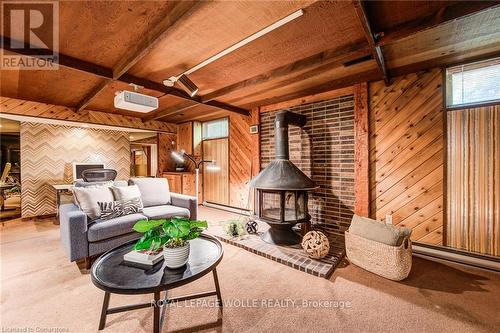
[98,197,143,221]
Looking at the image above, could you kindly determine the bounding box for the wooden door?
[203,138,229,205]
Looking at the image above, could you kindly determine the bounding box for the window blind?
[446,57,500,108]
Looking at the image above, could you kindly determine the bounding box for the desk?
[0,183,16,211]
[52,184,73,225]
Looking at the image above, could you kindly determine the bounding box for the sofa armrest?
[170,192,197,220]
[59,203,89,262]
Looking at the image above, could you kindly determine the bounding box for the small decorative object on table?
[223,219,247,238]
[301,230,330,259]
[123,248,164,267]
[129,217,208,269]
[245,220,258,234]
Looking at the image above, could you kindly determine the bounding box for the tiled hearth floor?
[207,218,345,278]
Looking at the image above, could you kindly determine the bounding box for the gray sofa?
[59,177,197,268]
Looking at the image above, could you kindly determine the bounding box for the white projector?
[114,91,158,113]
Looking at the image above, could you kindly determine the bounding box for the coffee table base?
[98,269,223,333]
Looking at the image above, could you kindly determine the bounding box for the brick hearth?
[208,221,344,278]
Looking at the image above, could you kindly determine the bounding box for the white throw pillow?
[110,185,142,201]
[73,185,114,220]
[128,178,171,207]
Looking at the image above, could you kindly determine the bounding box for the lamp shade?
[171,150,185,163]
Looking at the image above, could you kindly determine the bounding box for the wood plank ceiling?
[1,1,499,123]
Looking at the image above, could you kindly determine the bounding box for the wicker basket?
[345,231,412,281]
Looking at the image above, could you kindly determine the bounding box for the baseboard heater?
[200,204,500,272]
[413,243,500,272]
[203,202,251,216]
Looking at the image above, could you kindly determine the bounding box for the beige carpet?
[1,207,500,333]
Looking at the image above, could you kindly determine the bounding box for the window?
[202,118,228,140]
[445,57,500,108]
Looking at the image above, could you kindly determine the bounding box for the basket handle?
[403,236,411,249]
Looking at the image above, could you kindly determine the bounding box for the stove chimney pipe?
[274,110,307,160]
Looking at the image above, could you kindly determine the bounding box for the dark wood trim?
[250,107,261,177]
[353,82,370,217]
[145,102,198,122]
[204,100,249,116]
[75,79,112,112]
[112,2,200,79]
[1,37,249,117]
[0,100,176,133]
[259,87,354,113]
[376,2,500,46]
[201,45,370,102]
[352,0,390,86]
[255,69,380,109]
[391,49,500,79]
[441,67,447,247]
[1,36,112,78]
[77,2,200,111]
[445,100,500,111]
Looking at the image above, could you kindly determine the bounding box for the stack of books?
[124,249,164,266]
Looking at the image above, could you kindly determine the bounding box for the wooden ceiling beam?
[352,0,390,86]
[1,36,249,117]
[111,1,201,80]
[249,68,381,110]
[143,101,198,122]
[201,44,371,102]
[74,1,201,112]
[75,79,112,112]
[1,36,113,78]
[376,2,500,46]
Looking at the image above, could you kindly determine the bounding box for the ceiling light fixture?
[176,74,199,97]
[163,9,304,92]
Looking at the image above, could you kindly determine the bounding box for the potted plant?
[132,217,208,268]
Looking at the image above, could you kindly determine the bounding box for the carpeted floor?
[1,206,500,333]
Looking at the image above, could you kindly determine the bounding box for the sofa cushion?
[73,185,114,220]
[142,205,190,220]
[128,178,171,207]
[110,185,142,201]
[98,197,144,221]
[349,214,411,246]
[88,213,147,242]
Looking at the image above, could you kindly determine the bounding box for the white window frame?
[445,57,500,110]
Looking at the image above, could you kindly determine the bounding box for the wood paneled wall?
[177,122,193,154]
[1,97,176,133]
[369,68,444,245]
[447,106,499,256]
[157,132,177,175]
[229,114,253,209]
[203,138,229,205]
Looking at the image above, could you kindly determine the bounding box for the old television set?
[72,162,105,182]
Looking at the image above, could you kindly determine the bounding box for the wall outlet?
[385,214,393,225]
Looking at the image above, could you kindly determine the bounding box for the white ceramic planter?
[163,242,190,269]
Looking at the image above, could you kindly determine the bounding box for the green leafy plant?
[223,219,247,237]
[132,217,208,251]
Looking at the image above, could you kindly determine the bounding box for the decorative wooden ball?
[301,231,330,259]
[246,220,258,234]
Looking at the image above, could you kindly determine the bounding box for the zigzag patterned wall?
[21,122,130,217]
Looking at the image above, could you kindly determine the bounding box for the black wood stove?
[250,110,316,245]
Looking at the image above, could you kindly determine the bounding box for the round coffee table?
[91,234,224,333]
